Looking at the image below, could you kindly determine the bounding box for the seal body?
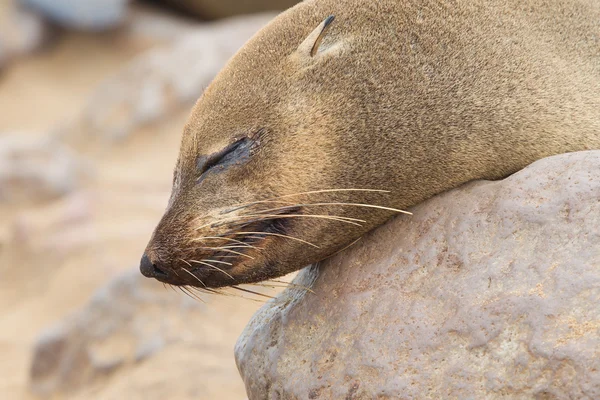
[140,0,600,288]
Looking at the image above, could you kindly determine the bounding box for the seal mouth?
[152,265,170,280]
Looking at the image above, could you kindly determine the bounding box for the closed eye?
[197,137,252,181]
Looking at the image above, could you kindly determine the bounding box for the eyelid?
[202,141,239,174]
[197,137,252,177]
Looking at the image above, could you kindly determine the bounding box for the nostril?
[140,254,168,278]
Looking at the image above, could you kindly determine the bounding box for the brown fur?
[141,0,600,288]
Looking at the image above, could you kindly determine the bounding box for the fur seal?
[140,0,600,289]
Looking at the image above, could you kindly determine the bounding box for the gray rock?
[236,151,600,400]
[19,0,128,31]
[0,134,86,202]
[74,13,274,141]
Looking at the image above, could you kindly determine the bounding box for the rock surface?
[236,151,600,400]
[74,13,273,141]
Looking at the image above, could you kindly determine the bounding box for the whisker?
[209,287,266,302]
[201,259,233,266]
[209,213,364,229]
[220,200,298,214]
[191,236,259,249]
[179,286,195,301]
[192,285,230,297]
[270,188,390,197]
[228,231,320,248]
[181,267,207,287]
[195,217,231,231]
[331,237,363,256]
[250,202,412,216]
[251,283,280,289]
[190,259,235,280]
[188,285,209,299]
[230,286,274,299]
[267,279,316,294]
[206,245,259,250]
[189,286,221,296]
[226,214,365,228]
[196,248,255,260]
[181,286,206,303]
[197,189,389,229]
[179,258,193,267]
[191,201,294,226]
[190,237,208,243]
[222,189,391,213]
[190,259,221,268]
[251,282,314,294]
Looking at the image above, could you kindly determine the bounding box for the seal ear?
[297,15,336,58]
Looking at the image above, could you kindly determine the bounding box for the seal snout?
[140,254,169,280]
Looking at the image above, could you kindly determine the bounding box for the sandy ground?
[0,29,266,400]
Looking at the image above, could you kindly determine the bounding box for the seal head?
[140,0,600,289]
[141,12,396,288]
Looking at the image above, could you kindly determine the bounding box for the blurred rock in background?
[150,0,301,20]
[72,13,274,142]
[30,269,261,400]
[19,0,129,31]
[0,134,87,202]
[15,0,300,33]
[0,0,48,68]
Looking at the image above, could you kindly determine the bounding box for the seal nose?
[140,254,155,277]
[139,254,169,279]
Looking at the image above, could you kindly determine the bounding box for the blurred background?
[0,0,299,398]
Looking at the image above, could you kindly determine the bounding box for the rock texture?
[75,13,273,141]
[236,151,600,400]
[29,269,257,399]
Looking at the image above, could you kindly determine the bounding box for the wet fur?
[142,0,600,288]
